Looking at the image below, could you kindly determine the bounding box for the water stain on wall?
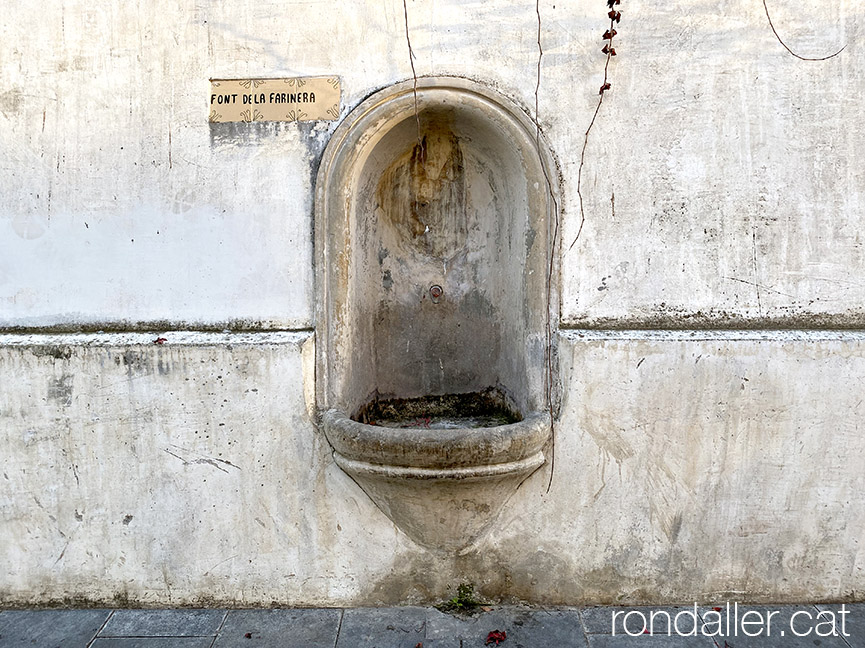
[377,121,467,259]
[0,88,22,118]
[47,374,74,407]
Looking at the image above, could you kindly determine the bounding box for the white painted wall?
[2,331,864,605]
[2,0,864,604]
[4,0,862,330]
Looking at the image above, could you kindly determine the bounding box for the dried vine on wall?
[398,0,847,500]
[534,0,562,494]
[403,0,424,153]
[762,0,846,61]
[570,0,621,251]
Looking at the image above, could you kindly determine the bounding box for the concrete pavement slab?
[91,639,214,648]
[0,605,862,648]
[0,609,111,648]
[584,605,850,648]
[424,607,584,648]
[336,607,427,648]
[695,605,849,648]
[100,609,226,637]
[586,635,716,647]
[817,603,865,648]
[213,608,341,648]
[580,606,693,635]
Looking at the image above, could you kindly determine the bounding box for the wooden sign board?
[209,77,340,123]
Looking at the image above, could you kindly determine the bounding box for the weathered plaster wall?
[3,0,862,328]
[2,332,864,606]
[2,0,865,605]
[556,1,864,328]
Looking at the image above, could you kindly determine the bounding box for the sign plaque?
[209,77,341,123]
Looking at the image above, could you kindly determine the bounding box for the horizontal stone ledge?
[562,329,865,341]
[0,330,313,347]
[561,313,865,331]
[4,329,865,347]
[0,317,314,334]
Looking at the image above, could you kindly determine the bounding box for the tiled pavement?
[0,604,861,647]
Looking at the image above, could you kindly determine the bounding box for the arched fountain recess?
[315,77,560,552]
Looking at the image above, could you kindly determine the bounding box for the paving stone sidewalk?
[0,604,860,648]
